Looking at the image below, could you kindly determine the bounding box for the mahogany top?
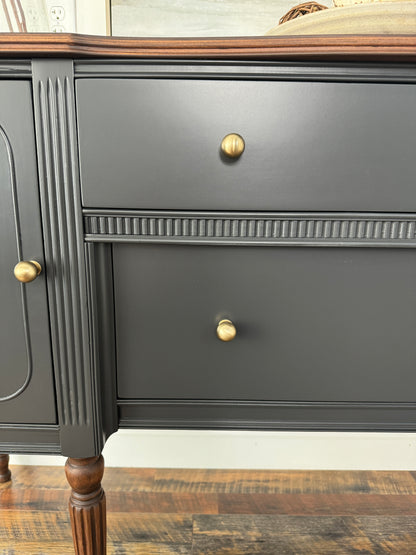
[0,33,414,61]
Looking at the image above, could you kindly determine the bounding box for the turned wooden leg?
[65,455,106,555]
[0,454,11,483]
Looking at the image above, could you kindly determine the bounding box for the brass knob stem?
[216,319,237,342]
[14,260,42,283]
[221,133,245,159]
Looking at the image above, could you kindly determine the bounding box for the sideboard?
[0,33,415,554]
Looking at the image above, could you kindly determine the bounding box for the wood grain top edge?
[0,33,415,60]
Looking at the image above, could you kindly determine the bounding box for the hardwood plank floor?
[1,466,416,553]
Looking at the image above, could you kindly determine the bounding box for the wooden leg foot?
[0,454,11,483]
[65,455,106,555]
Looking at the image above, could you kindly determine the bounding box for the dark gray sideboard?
[0,34,415,554]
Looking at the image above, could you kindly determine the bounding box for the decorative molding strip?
[84,211,416,247]
[0,126,33,403]
[32,61,100,457]
[75,60,416,84]
[0,33,414,62]
[0,424,61,454]
[0,61,31,77]
[118,399,416,432]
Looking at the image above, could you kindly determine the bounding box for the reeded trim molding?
[0,33,415,61]
[35,71,89,427]
[32,61,99,450]
[32,60,109,457]
[84,211,416,247]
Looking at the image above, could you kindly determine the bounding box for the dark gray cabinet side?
[0,81,56,424]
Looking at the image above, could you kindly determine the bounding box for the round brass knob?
[14,260,42,283]
[216,319,237,342]
[221,133,245,159]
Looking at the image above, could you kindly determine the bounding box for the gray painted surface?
[118,400,416,432]
[0,61,32,77]
[115,243,416,404]
[0,81,56,424]
[85,243,118,443]
[32,60,106,457]
[74,61,416,84]
[77,78,416,212]
[83,209,416,248]
[0,59,416,456]
[0,424,60,454]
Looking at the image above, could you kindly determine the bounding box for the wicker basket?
[279,1,329,25]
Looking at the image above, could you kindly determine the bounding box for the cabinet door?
[0,81,56,423]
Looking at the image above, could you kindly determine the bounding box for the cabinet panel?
[0,81,56,424]
[77,78,416,212]
[115,243,416,404]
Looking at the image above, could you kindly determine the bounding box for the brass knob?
[216,319,237,342]
[221,133,245,159]
[14,260,42,283]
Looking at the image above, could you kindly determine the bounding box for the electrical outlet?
[50,6,65,21]
[44,0,76,32]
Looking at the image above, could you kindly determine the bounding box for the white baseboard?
[9,430,416,470]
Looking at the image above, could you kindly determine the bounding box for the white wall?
[76,0,109,35]
[76,0,333,37]
[110,0,331,37]
[11,430,416,470]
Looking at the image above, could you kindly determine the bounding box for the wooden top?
[0,33,415,61]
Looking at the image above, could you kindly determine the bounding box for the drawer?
[77,78,416,211]
[114,244,416,403]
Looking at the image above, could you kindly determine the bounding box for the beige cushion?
[266,2,416,35]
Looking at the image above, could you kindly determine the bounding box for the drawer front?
[114,243,416,403]
[0,81,56,424]
[77,78,416,211]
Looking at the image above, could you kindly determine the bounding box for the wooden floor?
[1,466,416,553]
